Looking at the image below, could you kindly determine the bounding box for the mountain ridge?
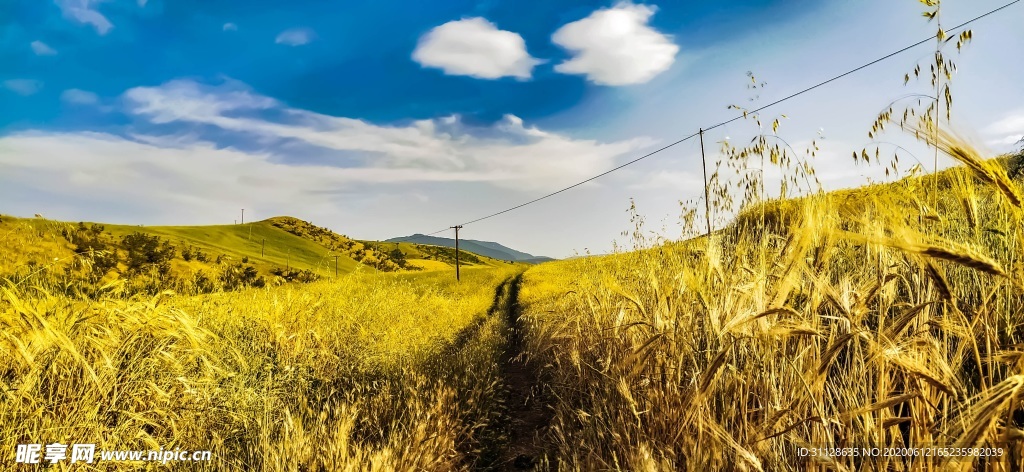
[386,234,555,264]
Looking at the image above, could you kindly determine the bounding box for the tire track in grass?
[492,274,553,471]
[448,273,553,471]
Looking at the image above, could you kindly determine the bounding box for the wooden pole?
[241,209,244,225]
[261,238,265,257]
[699,128,711,238]
[451,225,463,281]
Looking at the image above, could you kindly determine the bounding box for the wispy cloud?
[119,79,655,190]
[552,2,678,85]
[3,79,44,96]
[413,17,542,80]
[984,110,1024,149]
[31,41,58,56]
[61,88,100,105]
[275,28,315,46]
[223,22,238,32]
[54,0,113,35]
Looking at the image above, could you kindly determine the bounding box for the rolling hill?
[0,216,362,280]
[0,214,516,292]
[385,234,555,264]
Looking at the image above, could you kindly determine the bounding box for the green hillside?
[0,213,523,297]
[100,220,363,275]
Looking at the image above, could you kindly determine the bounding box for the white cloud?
[55,0,113,35]
[138,0,147,6]
[0,78,657,237]
[3,79,43,96]
[630,170,702,191]
[124,79,276,124]
[275,28,315,46]
[552,2,678,85]
[412,17,542,80]
[986,111,1024,135]
[119,79,655,191]
[993,134,1023,147]
[31,41,57,56]
[0,128,630,225]
[984,111,1024,149]
[61,88,100,105]
[223,22,238,32]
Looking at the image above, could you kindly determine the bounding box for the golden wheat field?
[2,262,523,470]
[518,149,1024,470]
[5,2,1024,471]
[4,143,1024,471]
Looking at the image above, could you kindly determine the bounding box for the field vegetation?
[1,266,524,470]
[3,2,1024,470]
[518,148,1024,470]
[509,5,1024,467]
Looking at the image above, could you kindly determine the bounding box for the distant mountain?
[386,234,554,264]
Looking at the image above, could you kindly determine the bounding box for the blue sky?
[2,0,1023,257]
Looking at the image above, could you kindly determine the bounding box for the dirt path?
[491,274,553,471]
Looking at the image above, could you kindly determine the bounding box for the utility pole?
[451,225,463,281]
[334,255,339,278]
[261,238,265,257]
[241,209,244,225]
[699,128,711,238]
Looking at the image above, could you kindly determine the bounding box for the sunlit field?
[4,1,1024,470]
[2,266,521,470]
[6,144,1024,470]
[519,148,1024,470]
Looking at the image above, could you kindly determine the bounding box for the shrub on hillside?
[121,232,176,273]
[270,267,321,283]
[389,248,406,266]
[220,263,266,290]
[61,223,118,278]
[180,270,218,295]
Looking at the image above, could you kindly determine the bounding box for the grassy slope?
[1,259,524,469]
[103,221,364,276]
[514,151,1024,469]
[0,217,78,274]
[0,214,518,281]
[0,216,364,279]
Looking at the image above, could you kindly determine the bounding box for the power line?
[427,0,1018,231]
[462,132,701,227]
[382,0,1018,256]
[701,0,1020,134]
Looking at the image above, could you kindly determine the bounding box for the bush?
[191,270,217,294]
[269,267,321,283]
[122,232,175,273]
[220,263,266,291]
[389,248,406,264]
[63,223,110,255]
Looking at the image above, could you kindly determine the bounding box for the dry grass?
[1,267,520,470]
[517,145,1024,469]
